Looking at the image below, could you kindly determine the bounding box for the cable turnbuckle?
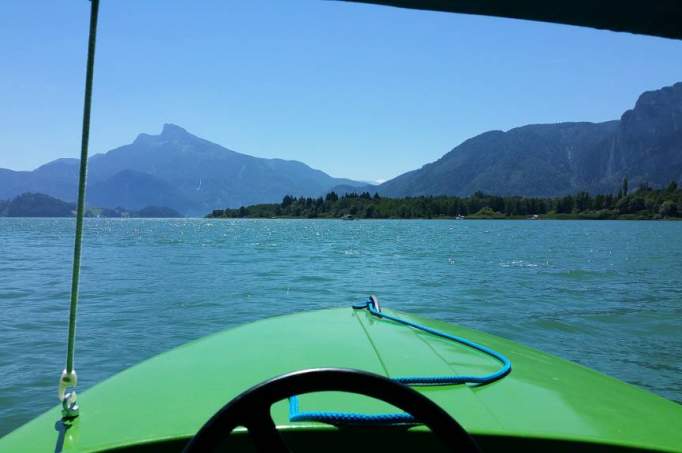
[58,369,79,419]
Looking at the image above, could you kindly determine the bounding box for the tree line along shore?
[209,179,682,220]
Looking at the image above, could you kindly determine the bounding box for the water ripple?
[0,218,681,436]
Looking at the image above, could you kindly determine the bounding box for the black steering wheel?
[183,368,480,452]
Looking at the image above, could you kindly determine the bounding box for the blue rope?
[289,392,417,425]
[288,298,512,425]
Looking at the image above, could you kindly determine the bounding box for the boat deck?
[2,307,681,452]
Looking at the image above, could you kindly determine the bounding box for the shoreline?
[207,215,682,221]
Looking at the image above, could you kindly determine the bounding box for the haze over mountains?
[1,82,681,216]
[341,82,682,197]
[0,124,364,216]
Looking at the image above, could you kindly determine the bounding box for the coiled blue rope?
[288,297,512,425]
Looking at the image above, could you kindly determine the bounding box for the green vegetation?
[0,193,75,217]
[208,180,682,220]
[0,193,184,218]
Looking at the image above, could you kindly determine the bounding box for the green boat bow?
[2,307,681,452]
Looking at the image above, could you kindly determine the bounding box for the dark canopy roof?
[343,1,682,40]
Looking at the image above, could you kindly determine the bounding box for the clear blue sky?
[2,0,681,182]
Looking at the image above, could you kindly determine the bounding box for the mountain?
[0,159,81,203]
[0,124,364,216]
[5,83,681,209]
[350,82,682,198]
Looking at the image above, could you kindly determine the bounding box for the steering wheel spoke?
[245,410,290,453]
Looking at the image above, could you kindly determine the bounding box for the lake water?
[1,218,681,436]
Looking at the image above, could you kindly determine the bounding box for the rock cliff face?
[371,82,682,197]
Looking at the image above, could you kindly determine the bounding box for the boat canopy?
[343,0,682,40]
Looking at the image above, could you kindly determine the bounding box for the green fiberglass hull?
[2,307,681,452]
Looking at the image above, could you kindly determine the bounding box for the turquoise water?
[1,218,681,435]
